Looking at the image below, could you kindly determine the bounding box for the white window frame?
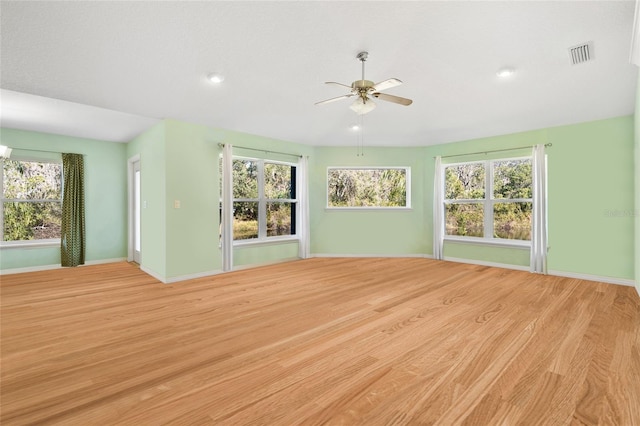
[443,156,532,248]
[0,156,63,248]
[232,156,298,245]
[326,166,411,210]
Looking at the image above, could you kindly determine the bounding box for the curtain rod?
[5,147,85,156]
[436,143,552,159]
[218,143,302,158]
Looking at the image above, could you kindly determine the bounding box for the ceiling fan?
[315,51,413,115]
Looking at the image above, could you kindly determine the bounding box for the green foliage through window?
[2,159,62,241]
[327,168,408,207]
[444,158,532,241]
[226,157,297,241]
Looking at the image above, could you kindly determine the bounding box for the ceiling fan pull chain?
[358,114,365,157]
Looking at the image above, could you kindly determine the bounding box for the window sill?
[0,239,60,249]
[232,236,300,248]
[443,236,530,249]
[325,207,413,212]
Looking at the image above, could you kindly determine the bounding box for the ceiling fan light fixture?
[350,97,376,115]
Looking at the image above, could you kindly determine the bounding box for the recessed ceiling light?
[496,67,516,78]
[350,125,360,131]
[207,73,225,84]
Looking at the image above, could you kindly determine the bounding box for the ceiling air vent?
[569,42,594,65]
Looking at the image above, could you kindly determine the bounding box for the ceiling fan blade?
[372,92,413,106]
[372,78,403,92]
[325,81,353,90]
[315,94,355,105]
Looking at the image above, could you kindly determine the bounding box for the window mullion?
[484,160,493,239]
[257,160,266,239]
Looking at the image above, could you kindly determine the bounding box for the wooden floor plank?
[1,258,638,425]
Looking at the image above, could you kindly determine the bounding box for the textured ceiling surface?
[0,1,637,146]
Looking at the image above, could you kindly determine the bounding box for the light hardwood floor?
[1,258,639,425]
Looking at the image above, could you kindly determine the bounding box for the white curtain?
[221,144,234,272]
[530,144,548,274]
[433,156,444,260]
[297,156,310,259]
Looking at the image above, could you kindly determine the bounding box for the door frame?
[127,154,141,263]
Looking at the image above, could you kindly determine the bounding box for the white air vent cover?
[569,42,594,65]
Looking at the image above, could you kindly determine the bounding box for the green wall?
[310,146,427,256]
[312,116,634,282]
[0,128,127,270]
[126,119,313,282]
[2,114,635,285]
[421,116,635,281]
[127,122,168,279]
[547,117,634,280]
[424,130,546,267]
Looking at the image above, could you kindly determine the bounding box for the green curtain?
[61,153,85,267]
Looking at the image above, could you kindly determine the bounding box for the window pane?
[232,159,258,199]
[3,160,62,200]
[445,163,485,200]
[493,159,532,199]
[267,202,295,236]
[3,201,62,241]
[264,163,294,199]
[445,203,484,237]
[233,201,258,240]
[327,168,407,207]
[494,202,532,240]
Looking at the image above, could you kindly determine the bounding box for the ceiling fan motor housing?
[352,80,375,89]
[314,50,412,111]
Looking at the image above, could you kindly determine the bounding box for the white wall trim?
[143,257,303,283]
[139,265,166,283]
[547,269,635,287]
[311,253,430,259]
[3,255,634,290]
[0,257,127,275]
[233,257,302,272]
[443,256,530,272]
[127,154,141,263]
[163,269,225,284]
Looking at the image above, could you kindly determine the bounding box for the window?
[1,158,63,243]
[327,167,410,208]
[444,158,532,241]
[231,157,297,241]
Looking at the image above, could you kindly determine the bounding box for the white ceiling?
[0,1,637,147]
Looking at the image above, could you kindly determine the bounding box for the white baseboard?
[547,269,635,287]
[311,253,430,259]
[233,257,302,272]
[441,258,635,286]
[141,258,304,284]
[159,257,302,283]
[442,256,530,272]
[310,254,636,288]
[139,266,226,284]
[0,258,127,275]
[139,266,165,283]
[165,269,225,284]
[4,255,635,290]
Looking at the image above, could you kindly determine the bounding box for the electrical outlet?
[174,200,181,209]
